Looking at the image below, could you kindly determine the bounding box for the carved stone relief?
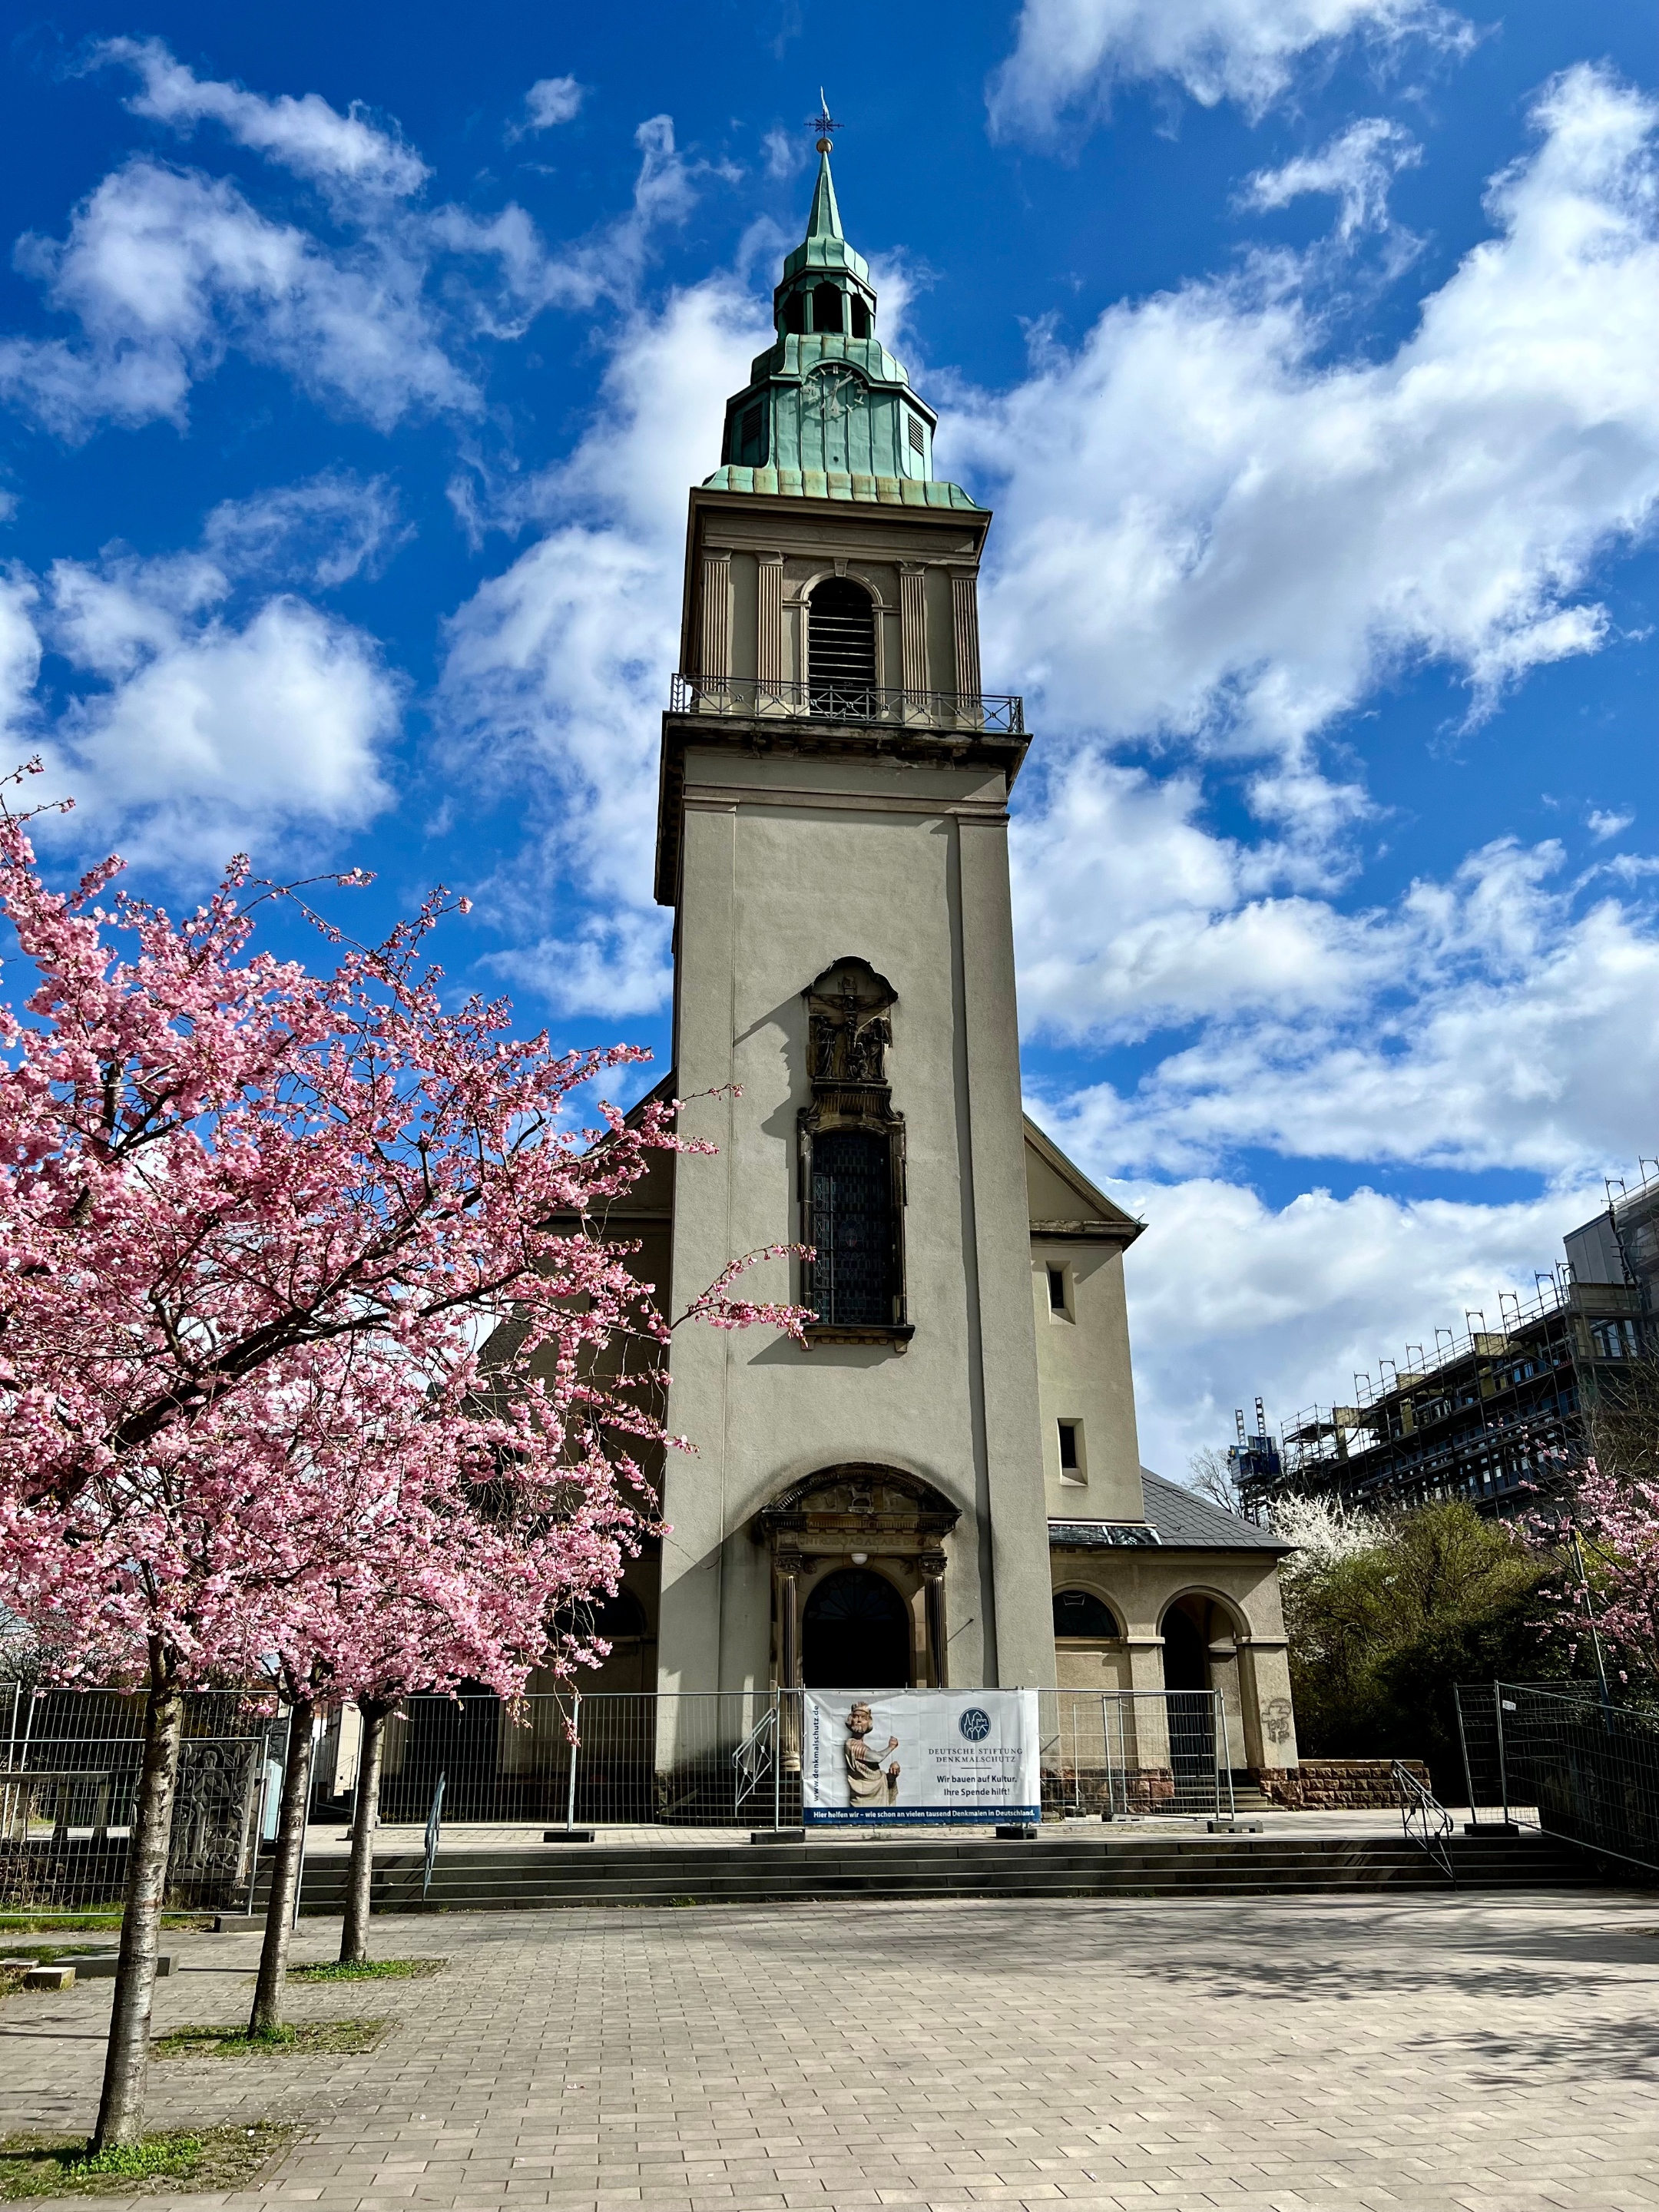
[806,959,895,1085]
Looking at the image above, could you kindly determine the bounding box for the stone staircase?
[275,1826,1616,1916]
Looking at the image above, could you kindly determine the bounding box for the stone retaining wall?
[1254,1758,1429,1810]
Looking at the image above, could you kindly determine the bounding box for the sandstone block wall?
[1254,1758,1429,1810]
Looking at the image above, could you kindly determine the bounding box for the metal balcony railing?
[669,674,1025,736]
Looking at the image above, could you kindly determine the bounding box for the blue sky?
[1,0,1655,1479]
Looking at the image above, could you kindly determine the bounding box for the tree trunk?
[339,1700,388,1965]
[92,1651,184,2149]
[249,1697,315,2035]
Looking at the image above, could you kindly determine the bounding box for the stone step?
[269,1830,1611,1913]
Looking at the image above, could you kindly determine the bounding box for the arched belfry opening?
[812,280,843,333]
[807,577,876,707]
[758,1465,961,1690]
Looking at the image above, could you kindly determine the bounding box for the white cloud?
[1011,753,1384,1042]
[201,470,406,588]
[988,0,1474,132]
[1029,826,1659,1190]
[516,77,584,136]
[0,160,474,439]
[438,278,768,1002]
[432,115,698,329]
[2,43,705,442]
[763,127,805,180]
[988,65,1659,1229]
[97,37,428,200]
[1241,117,1422,239]
[3,539,399,867]
[958,65,1659,767]
[483,912,674,1018]
[1587,806,1634,842]
[0,571,42,738]
[1100,1170,1599,1479]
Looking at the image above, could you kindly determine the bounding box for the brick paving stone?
[1,1892,1657,2210]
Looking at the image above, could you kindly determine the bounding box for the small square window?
[1058,1421,1079,1471]
[1047,1265,1067,1313]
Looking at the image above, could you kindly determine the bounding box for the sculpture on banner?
[843,1702,901,1807]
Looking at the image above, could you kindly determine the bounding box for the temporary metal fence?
[0,1686,285,1913]
[1455,1680,1659,1875]
[1039,1689,1237,1822]
[311,1685,1243,1833]
[314,1690,792,1830]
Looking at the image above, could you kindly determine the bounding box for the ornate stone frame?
[757,1464,962,1690]
[797,956,912,1349]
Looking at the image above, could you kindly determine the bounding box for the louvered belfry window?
[808,577,876,711]
[810,1129,896,1326]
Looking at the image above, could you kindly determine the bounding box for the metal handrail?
[669,673,1025,735]
[732,1700,777,1816]
[1392,1758,1455,1883]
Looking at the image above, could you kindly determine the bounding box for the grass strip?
[0,1915,210,1936]
[0,1945,116,1965]
[0,2123,299,2199]
[154,2018,387,2058]
[290,1957,445,1983]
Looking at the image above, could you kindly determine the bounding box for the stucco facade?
[562,148,1300,1780]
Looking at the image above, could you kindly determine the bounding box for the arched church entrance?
[757,1464,962,1690]
[1159,1594,1242,1797]
[802,1568,910,1687]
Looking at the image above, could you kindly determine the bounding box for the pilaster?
[950,568,982,697]
[699,548,732,679]
[757,552,784,685]
[899,563,928,693]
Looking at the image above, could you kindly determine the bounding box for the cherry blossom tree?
[0,766,806,2144]
[1537,1463,1659,1688]
[232,1338,662,2032]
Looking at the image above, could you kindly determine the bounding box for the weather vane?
[810,89,839,154]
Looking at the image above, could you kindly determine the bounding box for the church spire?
[779,138,870,300]
[699,127,980,508]
[804,144,843,246]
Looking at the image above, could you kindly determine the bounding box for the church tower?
[653,141,1058,1694]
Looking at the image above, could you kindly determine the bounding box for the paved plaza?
[3,1888,1658,2212]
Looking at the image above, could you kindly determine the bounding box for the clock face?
[808,366,866,422]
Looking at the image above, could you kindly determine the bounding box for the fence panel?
[1455,1681,1659,1874]
[0,1686,282,1913]
[356,1690,789,1830]
[1038,1688,1234,1820]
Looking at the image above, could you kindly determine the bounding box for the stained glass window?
[810,1128,895,1326]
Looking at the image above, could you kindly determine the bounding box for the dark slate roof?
[1049,1469,1292,1555]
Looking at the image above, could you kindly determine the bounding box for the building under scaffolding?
[1238,1166,1659,1522]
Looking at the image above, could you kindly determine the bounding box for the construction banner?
[800,1688,1040,1825]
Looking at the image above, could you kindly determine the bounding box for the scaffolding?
[1240,1263,1647,1523]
